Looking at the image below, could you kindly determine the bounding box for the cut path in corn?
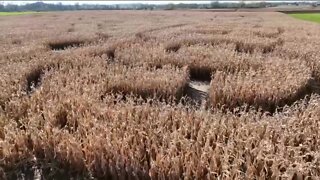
[185,80,210,107]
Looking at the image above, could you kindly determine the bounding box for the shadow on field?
[261,77,320,114]
[182,68,212,108]
[215,77,320,115]
[25,67,44,94]
[48,40,86,51]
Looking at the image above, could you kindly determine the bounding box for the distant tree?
[0,3,4,11]
[74,3,79,10]
[259,1,267,8]
[5,4,19,11]
[1,1,272,12]
[210,1,220,8]
[165,3,175,10]
[239,0,245,8]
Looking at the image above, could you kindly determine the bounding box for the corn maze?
[1,11,320,179]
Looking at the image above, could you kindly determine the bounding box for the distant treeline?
[0,1,318,12]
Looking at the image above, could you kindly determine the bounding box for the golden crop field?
[1,10,320,179]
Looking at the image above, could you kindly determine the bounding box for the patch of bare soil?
[185,80,210,107]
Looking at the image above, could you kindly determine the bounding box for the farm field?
[289,13,320,23]
[0,11,39,16]
[1,10,320,179]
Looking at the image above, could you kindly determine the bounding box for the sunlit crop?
[1,10,320,179]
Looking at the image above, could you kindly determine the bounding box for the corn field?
[1,11,320,179]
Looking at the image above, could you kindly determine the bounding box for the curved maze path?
[185,80,210,107]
